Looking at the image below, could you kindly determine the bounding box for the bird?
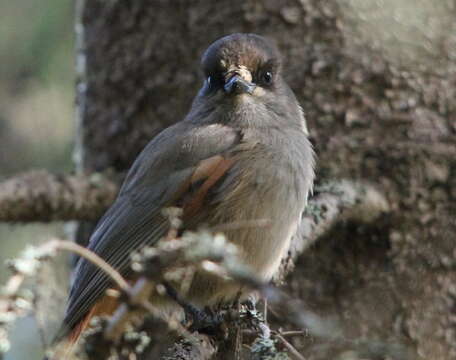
[54,32,315,352]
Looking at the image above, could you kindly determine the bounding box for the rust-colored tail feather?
[49,294,119,359]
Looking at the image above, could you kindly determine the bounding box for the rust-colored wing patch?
[183,155,235,218]
[58,155,235,349]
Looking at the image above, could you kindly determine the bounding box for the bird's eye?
[262,71,273,85]
[206,75,221,90]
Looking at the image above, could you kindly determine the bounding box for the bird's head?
[190,33,305,130]
[200,33,282,99]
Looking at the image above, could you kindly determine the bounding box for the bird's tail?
[45,295,119,360]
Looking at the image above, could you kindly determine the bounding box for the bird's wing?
[60,121,241,334]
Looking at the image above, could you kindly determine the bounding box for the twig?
[0,238,130,357]
[53,240,129,291]
[2,273,25,298]
[276,330,307,337]
[104,278,154,341]
[274,333,306,360]
[0,239,128,314]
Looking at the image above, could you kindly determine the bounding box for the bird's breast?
[209,132,312,281]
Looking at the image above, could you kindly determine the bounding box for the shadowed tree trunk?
[74,1,456,359]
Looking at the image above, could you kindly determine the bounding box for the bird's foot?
[163,283,226,335]
[185,305,225,335]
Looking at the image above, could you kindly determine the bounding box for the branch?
[0,239,128,319]
[161,335,217,360]
[0,170,118,222]
[0,239,128,357]
[54,240,129,291]
[0,178,390,359]
[0,172,388,239]
[277,180,389,281]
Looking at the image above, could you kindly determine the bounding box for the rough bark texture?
[75,1,456,359]
[0,171,117,222]
[159,335,217,360]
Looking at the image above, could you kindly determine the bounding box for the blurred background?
[0,0,454,359]
[0,1,74,358]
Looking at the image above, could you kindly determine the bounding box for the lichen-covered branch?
[0,178,390,359]
[161,335,217,360]
[0,170,389,359]
[0,170,118,222]
[277,180,389,281]
[0,172,388,245]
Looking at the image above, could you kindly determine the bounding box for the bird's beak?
[224,74,256,95]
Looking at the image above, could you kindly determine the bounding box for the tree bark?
[0,171,117,222]
[74,1,456,359]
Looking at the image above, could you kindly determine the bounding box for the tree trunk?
[74,1,456,359]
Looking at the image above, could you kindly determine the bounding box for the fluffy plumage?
[56,33,315,342]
